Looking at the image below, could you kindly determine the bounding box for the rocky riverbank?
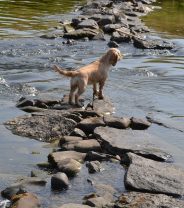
[1,0,183,208]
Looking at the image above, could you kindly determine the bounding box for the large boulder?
[125,153,184,197]
[115,192,184,208]
[4,113,77,142]
[94,127,172,162]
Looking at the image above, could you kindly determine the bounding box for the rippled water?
[0,0,184,207]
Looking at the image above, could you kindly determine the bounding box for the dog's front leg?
[98,80,105,99]
[93,83,99,100]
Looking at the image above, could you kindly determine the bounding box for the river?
[0,0,184,207]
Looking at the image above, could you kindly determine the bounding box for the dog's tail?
[52,65,79,77]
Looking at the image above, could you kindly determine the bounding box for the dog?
[53,48,123,107]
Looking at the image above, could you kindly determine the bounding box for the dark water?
[0,0,184,207]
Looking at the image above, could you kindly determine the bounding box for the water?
[0,0,184,207]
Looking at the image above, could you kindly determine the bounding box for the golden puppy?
[53,48,122,107]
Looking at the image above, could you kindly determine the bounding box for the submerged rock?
[130,117,151,130]
[94,127,172,162]
[125,153,184,197]
[86,161,101,173]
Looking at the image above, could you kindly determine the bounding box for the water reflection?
[143,0,184,37]
[0,0,84,38]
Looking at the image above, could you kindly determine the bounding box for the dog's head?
[107,48,123,66]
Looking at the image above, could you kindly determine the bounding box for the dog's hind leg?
[69,83,77,105]
[93,83,98,100]
[75,81,86,107]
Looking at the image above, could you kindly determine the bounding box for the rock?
[130,117,151,130]
[94,183,116,200]
[90,14,115,26]
[103,24,124,34]
[30,170,47,178]
[10,192,40,208]
[14,176,47,186]
[133,37,174,49]
[115,192,184,208]
[77,117,105,135]
[4,112,77,142]
[64,113,82,123]
[125,153,184,197]
[111,29,131,43]
[63,24,75,33]
[91,97,115,115]
[104,116,131,129]
[94,127,172,162]
[58,204,91,208]
[57,158,82,177]
[16,97,34,108]
[86,161,101,173]
[1,185,26,200]
[70,128,87,138]
[77,19,99,30]
[51,172,69,190]
[40,33,58,39]
[72,110,101,119]
[84,196,112,208]
[86,151,116,161]
[59,136,83,146]
[107,40,119,48]
[63,28,100,40]
[48,151,86,167]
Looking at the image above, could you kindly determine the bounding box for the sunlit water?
[0,0,184,207]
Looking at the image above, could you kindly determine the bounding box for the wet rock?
[63,24,75,33]
[107,40,119,48]
[4,113,77,142]
[59,135,83,146]
[104,116,131,129]
[1,185,26,200]
[86,161,101,173]
[63,28,100,40]
[94,127,172,162]
[14,176,47,186]
[77,19,99,30]
[16,97,34,108]
[86,151,118,161]
[91,97,115,115]
[94,183,116,199]
[58,204,91,208]
[130,117,151,130]
[115,192,184,208]
[133,37,174,49]
[73,110,101,119]
[111,31,131,43]
[10,192,40,208]
[125,153,184,197]
[30,170,47,178]
[103,24,122,34]
[92,31,105,41]
[57,158,82,177]
[77,117,105,135]
[48,151,86,167]
[84,196,112,208]
[40,33,58,39]
[51,172,69,190]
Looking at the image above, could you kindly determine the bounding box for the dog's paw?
[52,65,60,72]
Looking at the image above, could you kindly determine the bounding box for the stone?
[111,29,131,43]
[133,37,174,49]
[77,117,105,135]
[72,110,100,119]
[11,192,40,208]
[125,153,184,197]
[107,40,119,48]
[48,151,86,167]
[16,97,34,108]
[63,24,75,33]
[4,113,77,142]
[130,117,151,130]
[94,127,172,162]
[58,204,91,208]
[86,161,101,173]
[86,151,116,161]
[1,185,26,200]
[85,196,112,208]
[115,192,184,208]
[77,19,99,30]
[51,172,69,190]
[103,24,122,34]
[90,14,115,26]
[104,116,131,129]
[91,97,115,115]
[70,128,87,138]
[63,28,100,40]
[59,136,83,146]
[57,158,82,177]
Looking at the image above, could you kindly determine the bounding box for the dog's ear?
[110,52,118,66]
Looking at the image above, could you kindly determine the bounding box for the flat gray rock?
[115,192,184,208]
[125,153,184,197]
[4,113,76,142]
[94,127,172,161]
